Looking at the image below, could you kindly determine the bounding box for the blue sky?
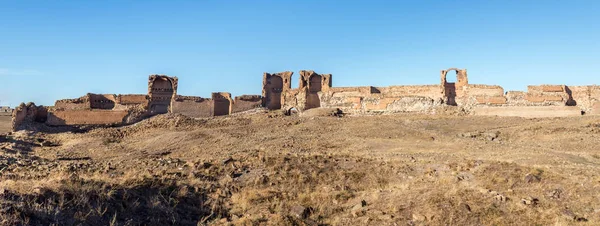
[1,0,598,107]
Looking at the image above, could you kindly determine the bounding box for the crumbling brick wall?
[11,103,48,131]
[212,92,232,116]
[55,96,90,110]
[89,94,117,109]
[524,85,569,105]
[298,70,333,110]
[46,110,129,126]
[262,71,292,110]
[117,94,148,105]
[231,95,262,114]
[171,96,213,118]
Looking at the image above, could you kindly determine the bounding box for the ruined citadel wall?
[46,110,129,126]
[117,94,148,105]
[11,103,49,131]
[170,93,261,118]
[55,96,90,110]
[148,75,178,115]
[171,96,213,118]
[231,95,262,114]
[89,94,117,110]
[320,85,443,113]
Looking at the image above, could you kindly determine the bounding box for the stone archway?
[148,75,177,114]
[440,68,468,106]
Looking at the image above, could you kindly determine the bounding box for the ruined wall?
[212,92,232,116]
[524,85,569,106]
[11,103,48,131]
[441,68,469,105]
[148,75,178,115]
[55,96,90,110]
[262,71,293,110]
[318,85,443,113]
[464,85,506,105]
[89,94,117,109]
[117,94,148,105]
[232,95,262,114]
[473,106,581,118]
[563,85,600,113]
[46,110,129,126]
[171,96,213,118]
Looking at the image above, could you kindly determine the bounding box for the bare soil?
[0,116,10,133]
[1,111,600,225]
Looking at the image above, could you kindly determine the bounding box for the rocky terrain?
[1,110,600,225]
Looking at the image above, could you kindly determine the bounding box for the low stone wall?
[46,110,129,126]
[472,106,582,118]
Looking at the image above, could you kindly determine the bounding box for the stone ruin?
[10,69,600,131]
[0,106,13,116]
[10,74,261,131]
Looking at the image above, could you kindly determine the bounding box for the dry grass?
[1,113,600,225]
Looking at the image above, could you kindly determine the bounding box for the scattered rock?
[351,203,367,217]
[547,189,562,199]
[412,213,426,222]
[524,173,541,183]
[290,205,312,219]
[461,203,472,212]
[223,157,234,165]
[562,209,588,222]
[521,197,539,206]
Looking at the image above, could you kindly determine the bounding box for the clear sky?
[1,0,598,107]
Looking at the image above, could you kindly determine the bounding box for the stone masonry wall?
[171,96,213,118]
[232,95,262,114]
[46,110,129,126]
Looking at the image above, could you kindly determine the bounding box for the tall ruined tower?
[148,75,178,115]
[440,68,468,106]
[262,71,293,110]
[299,70,332,110]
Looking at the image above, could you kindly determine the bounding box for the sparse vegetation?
[1,113,600,225]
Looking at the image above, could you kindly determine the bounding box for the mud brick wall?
[117,94,148,105]
[380,85,442,99]
[46,110,129,126]
[473,106,582,118]
[55,96,90,110]
[171,96,213,118]
[212,92,232,116]
[525,85,568,105]
[262,71,293,110]
[89,94,117,109]
[231,95,262,114]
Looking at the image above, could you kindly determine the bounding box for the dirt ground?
[1,110,600,225]
[0,116,10,134]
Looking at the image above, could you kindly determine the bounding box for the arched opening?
[286,107,299,116]
[443,70,458,106]
[267,76,283,110]
[150,77,174,114]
